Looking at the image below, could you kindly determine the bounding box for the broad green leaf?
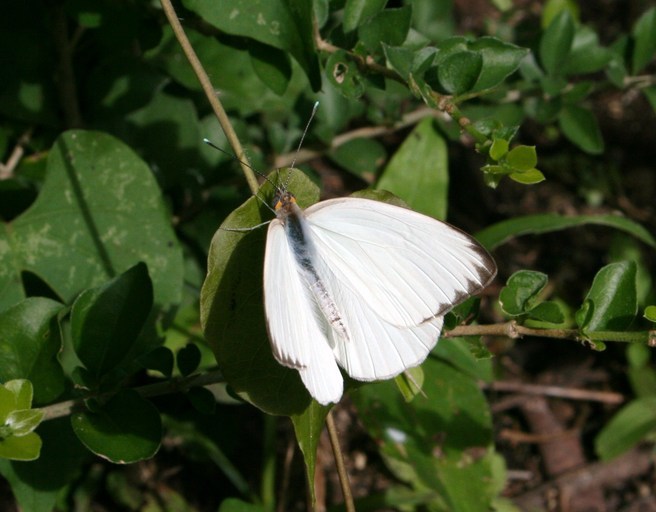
[595,397,656,460]
[631,6,656,74]
[71,389,161,463]
[377,118,448,220]
[290,401,331,505]
[489,138,509,160]
[578,261,637,332]
[539,10,575,75]
[328,137,386,182]
[343,0,387,33]
[0,131,183,314]
[476,213,656,251]
[499,270,548,316]
[358,6,412,54]
[436,51,482,94]
[0,298,65,404]
[70,263,153,383]
[645,305,656,322]
[247,41,291,95]
[200,171,319,415]
[558,105,604,154]
[183,0,321,90]
[528,301,565,324]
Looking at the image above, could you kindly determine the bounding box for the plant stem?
[325,411,355,512]
[159,0,259,195]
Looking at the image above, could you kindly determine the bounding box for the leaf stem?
[158,0,259,195]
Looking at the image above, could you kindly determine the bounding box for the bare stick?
[326,411,355,512]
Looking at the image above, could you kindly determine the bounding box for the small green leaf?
[631,6,656,74]
[0,432,42,461]
[563,26,612,74]
[4,380,33,411]
[437,51,483,94]
[376,118,448,219]
[595,397,656,460]
[186,387,216,415]
[325,49,366,98]
[177,343,202,377]
[540,10,575,75]
[139,346,174,378]
[0,299,65,404]
[394,367,425,402]
[358,6,412,54]
[70,262,153,383]
[644,305,656,322]
[5,410,44,437]
[499,270,548,316]
[506,145,537,171]
[558,105,604,154]
[509,168,546,185]
[577,261,637,332]
[528,301,565,324]
[489,138,509,161]
[468,37,529,92]
[328,137,386,181]
[218,498,267,512]
[71,389,161,463]
[343,0,387,33]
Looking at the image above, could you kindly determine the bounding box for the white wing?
[305,198,496,328]
[263,220,343,405]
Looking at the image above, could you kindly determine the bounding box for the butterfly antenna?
[285,101,319,188]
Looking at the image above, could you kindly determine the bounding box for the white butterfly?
[263,183,497,405]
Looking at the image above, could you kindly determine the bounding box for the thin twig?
[0,128,33,179]
[39,369,225,421]
[482,381,624,404]
[158,0,259,194]
[325,411,355,512]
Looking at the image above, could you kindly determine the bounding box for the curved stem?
[159,0,259,195]
[325,411,355,512]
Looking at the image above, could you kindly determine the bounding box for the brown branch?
[482,381,624,404]
[325,411,355,512]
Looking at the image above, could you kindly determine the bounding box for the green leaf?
[645,305,656,322]
[139,346,174,378]
[509,168,546,185]
[186,386,216,415]
[540,10,575,75]
[578,261,637,332]
[506,145,537,171]
[528,301,565,324]
[541,0,580,28]
[436,51,483,94]
[563,26,612,74]
[395,366,425,402]
[200,171,319,415]
[0,299,65,404]
[627,345,656,398]
[468,37,529,92]
[631,6,656,74]
[0,130,183,314]
[642,86,656,114]
[0,433,42,461]
[476,213,656,251]
[218,498,267,512]
[489,138,509,160]
[328,137,386,181]
[325,49,366,99]
[290,401,331,505]
[183,0,321,90]
[376,118,448,220]
[6,409,44,437]
[247,40,291,95]
[595,397,656,460]
[343,0,387,33]
[70,263,153,383]
[358,6,412,54]
[499,270,548,316]
[558,105,604,154]
[71,389,161,463]
[177,343,202,377]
